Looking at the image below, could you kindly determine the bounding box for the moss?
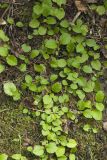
[0,96,37,155]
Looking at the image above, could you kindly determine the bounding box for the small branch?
[71,11,81,25]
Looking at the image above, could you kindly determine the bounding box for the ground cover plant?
[0,0,107,159]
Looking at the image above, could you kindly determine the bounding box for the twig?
[71,11,81,25]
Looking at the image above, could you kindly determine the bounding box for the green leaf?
[54,8,65,20]
[58,59,67,68]
[45,17,56,24]
[91,60,101,71]
[56,146,65,157]
[58,155,67,160]
[0,46,8,57]
[19,63,26,72]
[83,109,92,118]
[91,109,102,120]
[95,103,104,111]
[3,82,17,96]
[25,74,32,84]
[34,64,46,72]
[30,50,39,59]
[76,90,85,100]
[6,55,17,66]
[52,82,62,93]
[11,154,21,160]
[33,145,44,156]
[95,91,104,102]
[76,43,84,53]
[50,74,58,81]
[29,19,40,28]
[46,142,57,153]
[0,63,5,73]
[60,19,69,28]
[60,33,71,45]
[69,154,76,160]
[52,0,66,6]
[0,154,8,160]
[43,95,52,104]
[96,5,105,15]
[33,4,43,15]
[83,124,91,132]
[67,139,77,148]
[82,65,93,73]
[16,21,24,27]
[0,30,9,42]
[83,80,95,93]
[38,26,47,35]
[86,39,96,47]
[22,44,31,53]
[45,39,57,49]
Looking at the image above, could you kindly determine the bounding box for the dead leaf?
[74,0,88,12]
[0,18,6,25]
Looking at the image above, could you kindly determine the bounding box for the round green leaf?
[45,39,57,49]
[60,33,71,45]
[29,19,40,28]
[52,82,62,93]
[56,146,65,157]
[91,60,101,71]
[6,55,17,66]
[46,142,57,153]
[58,59,67,68]
[67,139,77,148]
[91,109,102,120]
[3,82,17,96]
[69,154,76,160]
[95,103,104,111]
[43,95,52,104]
[95,91,104,102]
[83,65,93,73]
[33,145,44,156]
[38,26,47,35]
[0,46,8,57]
[22,44,31,53]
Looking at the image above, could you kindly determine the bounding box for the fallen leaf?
[74,0,88,12]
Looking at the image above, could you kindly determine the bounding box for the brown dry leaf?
[74,0,88,12]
